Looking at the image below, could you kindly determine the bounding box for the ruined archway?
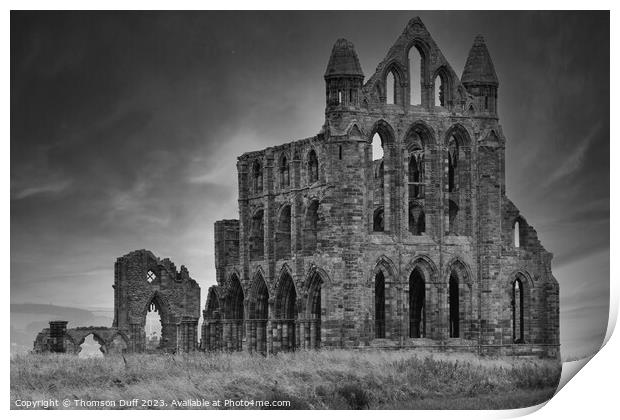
[305,269,325,349]
[274,271,297,352]
[248,273,269,354]
[225,274,244,351]
[409,268,426,338]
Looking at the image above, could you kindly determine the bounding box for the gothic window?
[276,205,291,260]
[512,278,524,343]
[386,71,395,104]
[514,220,520,248]
[449,271,460,338]
[409,151,424,199]
[448,200,459,235]
[249,210,264,260]
[279,155,290,188]
[409,46,423,105]
[409,203,425,235]
[304,200,319,252]
[409,268,426,338]
[375,271,386,338]
[308,149,319,184]
[252,161,263,194]
[448,136,458,192]
[373,207,385,232]
[435,75,444,106]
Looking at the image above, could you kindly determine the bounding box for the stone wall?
[204,17,560,358]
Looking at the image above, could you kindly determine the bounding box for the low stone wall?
[33,326,129,355]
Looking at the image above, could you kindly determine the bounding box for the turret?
[461,35,499,116]
[324,38,364,112]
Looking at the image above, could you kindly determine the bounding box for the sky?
[10,11,609,359]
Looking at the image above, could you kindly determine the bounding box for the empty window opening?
[78,334,104,358]
[373,207,385,232]
[308,274,322,349]
[375,271,386,338]
[409,268,426,338]
[249,277,269,354]
[252,161,263,193]
[386,71,395,104]
[448,200,459,235]
[279,155,290,188]
[409,152,424,199]
[449,272,460,338]
[304,200,319,253]
[485,96,489,110]
[249,210,264,260]
[512,278,524,343]
[146,270,156,283]
[275,273,297,351]
[308,149,319,183]
[409,203,425,235]
[435,75,444,107]
[372,132,384,161]
[276,205,292,260]
[222,275,244,350]
[145,301,162,351]
[409,47,422,105]
[514,220,520,248]
[448,136,458,192]
[338,90,343,105]
[339,145,342,160]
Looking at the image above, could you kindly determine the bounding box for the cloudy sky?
[11,11,609,359]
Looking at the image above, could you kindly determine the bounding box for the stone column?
[176,316,198,353]
[49,320,68,353]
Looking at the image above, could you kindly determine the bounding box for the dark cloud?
[11,11,609,357]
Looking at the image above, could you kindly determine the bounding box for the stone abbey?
[33,17,559,358]
[203,17,560,358]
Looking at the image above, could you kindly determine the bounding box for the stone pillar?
[49,321,68,353]
[310,320,317,349]
[176,316,198,353]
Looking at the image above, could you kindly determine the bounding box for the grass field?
[10,350,562,410]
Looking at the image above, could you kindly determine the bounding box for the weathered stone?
[203,17,560,359]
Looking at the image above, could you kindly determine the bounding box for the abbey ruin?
[34,17,560,358]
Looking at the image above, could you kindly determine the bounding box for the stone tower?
[203,17,560,358]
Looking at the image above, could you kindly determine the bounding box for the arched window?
[386,71,395,104]
[372,132,384,161]
[226,275,244,351]
[514,220,521,248]
[409,202,425,235]
[248,275,269,354]
[249,210,264,260]
[279,155,290,188]
[373,207,385,232]
[448,136,458,192]
[375,271,386,338]
[512,278,524,343]
[252,161,263,194]
[145,298,163,351]
[275,273,297,351]
[304,200,319,253]
[409,46,423,105]
[307,149,319,184]
[434,74,444,106]
[448,200,458,235]
[449,271,460,338]
[276,205,292,260]
[409,268,426,338]
[409,152,424,199]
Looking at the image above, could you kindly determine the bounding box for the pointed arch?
[274,270,298,351]
[276,204,292,260]
[252,159,263,194]
[433,66,452,107]
[508,270,534,344]
[305,266,329,349]
[383,62,406,105]
[279,152,290,188]
[303,199,319,253]
[247,272,269,354]
[307,148,319,184]
[445,258,473,340]
[249,208,265,260]
[204,286,223,351]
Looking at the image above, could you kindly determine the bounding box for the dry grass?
[10,350,561,410]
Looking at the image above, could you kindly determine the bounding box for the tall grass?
[11,350,561,410]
